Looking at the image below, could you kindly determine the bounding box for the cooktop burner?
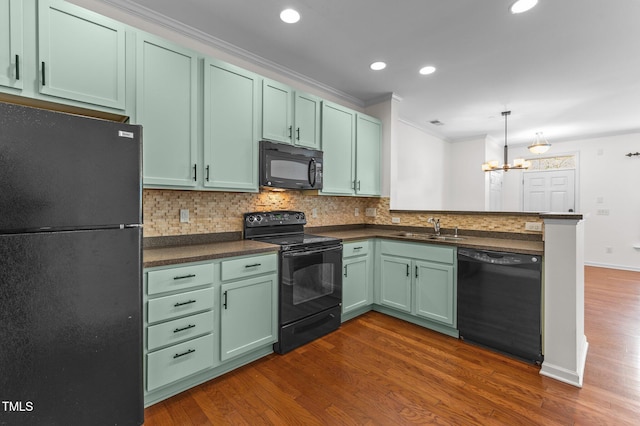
[243,210,341,250]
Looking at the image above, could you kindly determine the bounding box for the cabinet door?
[262,78,292,143]
[415,260,455,326]
[220,274,277,362]
[379,255,412,313]
[38,0,126,109]
[321,101,355,194]
[204,59,260,191]
[294,91,321,149]
[0,0,23,90]
[137,34,198,188]
[342,256,370,314]
[356,114,381,196]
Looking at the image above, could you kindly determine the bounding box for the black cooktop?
[243,211,341,250]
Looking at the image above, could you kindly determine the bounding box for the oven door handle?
[283,245,342,257]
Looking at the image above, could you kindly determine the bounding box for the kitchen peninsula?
[143,208,586,405]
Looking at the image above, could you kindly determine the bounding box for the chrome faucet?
[427,217,440,236]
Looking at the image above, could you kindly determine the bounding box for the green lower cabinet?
[379,255,412,313]
[377,240,457,334]
[341,241,374,321]
[414,260,455,327]
[220,274,278,362]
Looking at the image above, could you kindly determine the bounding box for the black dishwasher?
[457,248,543,364]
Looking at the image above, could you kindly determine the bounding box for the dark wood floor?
[144,266,640,425]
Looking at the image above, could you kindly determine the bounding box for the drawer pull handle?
[174,324,196,333]
[244,263,261,268]
[353,246,363,250]
[173,274,196,280]
[174,299,196,307]
[173,348,195,359]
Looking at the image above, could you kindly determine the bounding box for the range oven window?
[281,245,342,325]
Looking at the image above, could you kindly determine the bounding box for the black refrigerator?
[0,102,143,425]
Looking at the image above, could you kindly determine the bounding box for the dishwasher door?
[457,248,543,364]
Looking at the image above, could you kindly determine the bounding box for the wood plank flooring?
[144,266,640,425]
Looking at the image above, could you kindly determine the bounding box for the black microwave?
[259,141,323,190]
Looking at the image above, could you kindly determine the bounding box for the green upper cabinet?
[204,58,260,192]
[262,78,321,149]
[320,101,356,195]
[37,0,126,109]
[321,101,381,196]
[355,113,382,196]
[0,0,23,90]
[136,33,198,188]
[294,91,321,149]
[262,78,292,143]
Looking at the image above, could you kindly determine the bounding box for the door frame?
[521,149,580,212]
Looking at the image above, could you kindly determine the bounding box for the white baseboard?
[540,337,589,388]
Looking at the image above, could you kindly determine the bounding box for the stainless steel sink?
[395,232,465,241]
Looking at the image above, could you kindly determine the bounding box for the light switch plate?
[365,208,377,217]
[391,217,401,224]
[525,222,542,231]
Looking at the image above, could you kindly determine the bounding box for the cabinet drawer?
[381,240,455,264]
[343,241,369,258]
[146,334,214,391]
[147,310,215,351]
[147,264,214,295]
[220,254,277,281]
[148,288,214,324]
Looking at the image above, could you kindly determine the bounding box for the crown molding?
[94,0,364,107]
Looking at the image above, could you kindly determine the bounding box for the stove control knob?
[296,213,304,220]
[247,215,255,223]
[256,215,263,222]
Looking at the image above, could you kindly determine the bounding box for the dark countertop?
[312,228,544,256]
[143,225,543,268]
[144,239,279,268]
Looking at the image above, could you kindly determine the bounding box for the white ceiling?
[98,0,640,145]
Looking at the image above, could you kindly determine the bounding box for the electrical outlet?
[179,209,189,223]
[365,208,377,217]
[525,222,543,232]
[354,208,360,216]
[605,246,613,254]
[597,209,610,216]
[391,217,401,224]
[312,208,318,218]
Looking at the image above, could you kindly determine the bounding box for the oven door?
[280,244,342,325]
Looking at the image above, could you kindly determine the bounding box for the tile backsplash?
[143,190,544,238]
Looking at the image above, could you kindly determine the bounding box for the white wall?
[390,120,448,210]
[536,133,639,271]
[446,138,488,211]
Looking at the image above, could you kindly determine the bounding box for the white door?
[488,170,503,211]
[523,170,575,212]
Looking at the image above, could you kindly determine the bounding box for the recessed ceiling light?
[280,8,300,24]
[419,66,436,75]
[510,0,538,14]
[370,62,387,71]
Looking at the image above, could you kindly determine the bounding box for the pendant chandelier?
[528,132,552,154]
[482,111,530,172]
